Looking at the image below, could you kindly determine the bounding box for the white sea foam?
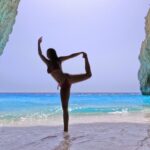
[108,108,129,114]
[0,111,149,127]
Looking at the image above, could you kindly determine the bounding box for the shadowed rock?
[138,9,150,95]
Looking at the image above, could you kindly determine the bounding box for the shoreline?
[0,112,150,127]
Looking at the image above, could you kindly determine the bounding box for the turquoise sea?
[0,93,150,123]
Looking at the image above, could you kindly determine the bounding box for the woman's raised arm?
[38,37,49,65]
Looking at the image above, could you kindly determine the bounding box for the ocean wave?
[0,105,143,122]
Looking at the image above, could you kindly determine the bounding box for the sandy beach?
[1,113,150,150]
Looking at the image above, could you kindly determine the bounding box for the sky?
[0,0,149,93]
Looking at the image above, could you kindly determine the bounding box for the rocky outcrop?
[138,9,150,95]
[0,0,20,55]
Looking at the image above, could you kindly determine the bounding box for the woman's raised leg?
[68,53,92,84]
[60,81,71,132]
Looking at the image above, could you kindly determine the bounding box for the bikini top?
[47,60,62,90]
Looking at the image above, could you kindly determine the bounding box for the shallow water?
[0,93,150,123]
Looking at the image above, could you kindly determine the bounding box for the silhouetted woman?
[38,37,92,132]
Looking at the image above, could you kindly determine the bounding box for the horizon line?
[0,92,141,94]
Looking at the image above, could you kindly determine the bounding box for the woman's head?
[47,48,58,61]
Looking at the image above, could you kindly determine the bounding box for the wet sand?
[1,113,150,150]
[0,123,150,150]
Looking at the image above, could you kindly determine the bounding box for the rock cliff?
[138,9,150,95]
[0,0,20,55]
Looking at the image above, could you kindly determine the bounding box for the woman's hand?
[38,37,42,44]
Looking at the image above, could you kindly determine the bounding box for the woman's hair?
[47,48,58,61]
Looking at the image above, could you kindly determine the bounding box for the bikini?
[47,67,70,90]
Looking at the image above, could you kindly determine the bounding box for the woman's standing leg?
[60,81,71,132]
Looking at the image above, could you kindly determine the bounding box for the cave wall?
[0,0,20,55]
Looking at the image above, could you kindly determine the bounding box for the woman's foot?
[83,52,87,59]
[63,131,70,138]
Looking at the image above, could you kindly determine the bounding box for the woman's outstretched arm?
[59,52,84,62]
[38,37,49,65]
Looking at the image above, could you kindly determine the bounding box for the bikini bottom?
[57,73,71,90]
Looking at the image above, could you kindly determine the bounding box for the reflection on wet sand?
[54,133,71,150]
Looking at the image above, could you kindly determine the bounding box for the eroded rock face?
[138,9,150,95]
[0,0,20,55]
